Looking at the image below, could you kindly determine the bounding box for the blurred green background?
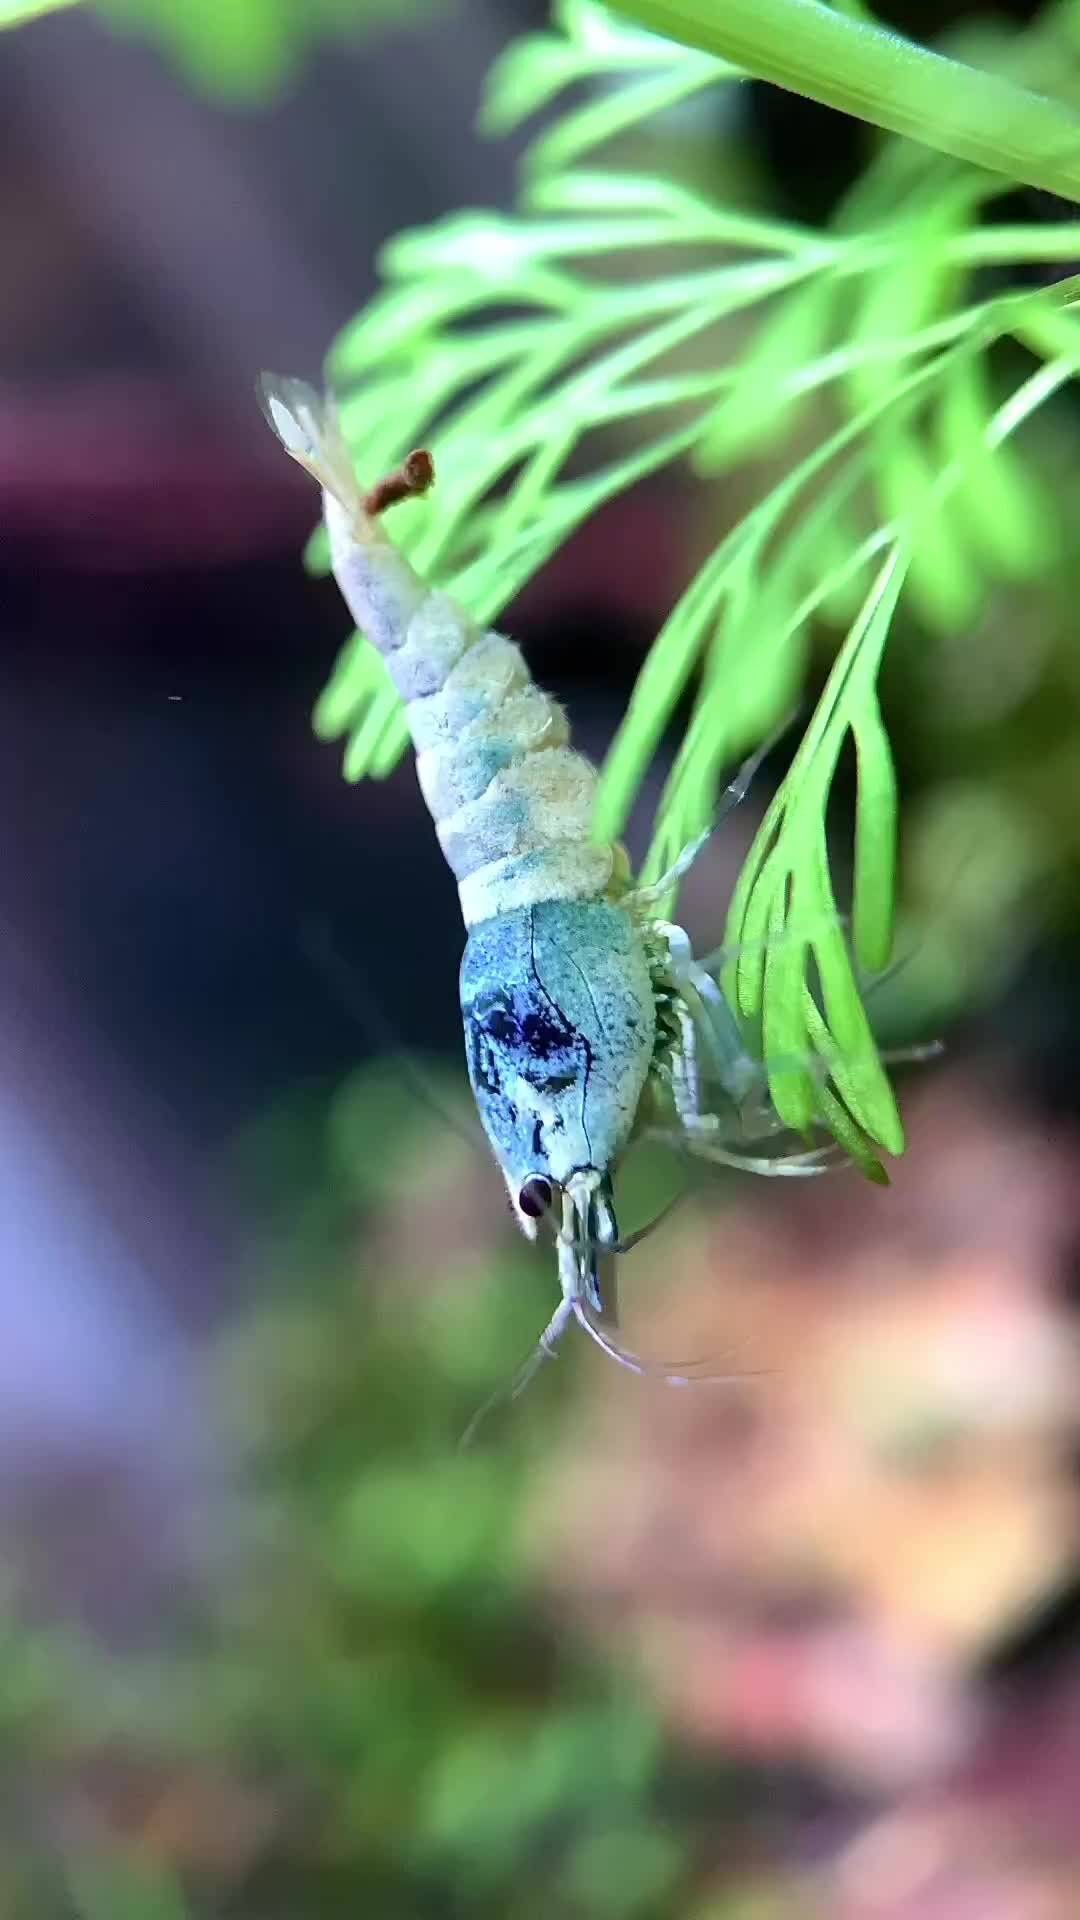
[1,2,1079,1917]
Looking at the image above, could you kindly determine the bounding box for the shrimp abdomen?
[260,373,617,924]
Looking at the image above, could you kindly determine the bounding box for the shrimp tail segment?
[259,373,616,924]
[257,375,367,521]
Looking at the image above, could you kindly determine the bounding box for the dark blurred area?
[2,2,1080,1917]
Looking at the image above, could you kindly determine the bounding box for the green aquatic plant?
[8,0,1080,1167]
[613,0,1080,200]
[1,0,70,20]
[1,0,434,92]
[307,0,1080,1174]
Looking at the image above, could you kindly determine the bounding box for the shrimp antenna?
[460,1288,754,1447]
[459,1297,574,1450]
[571,1297,763,1388]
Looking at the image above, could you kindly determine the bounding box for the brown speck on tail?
[363,448,435,518]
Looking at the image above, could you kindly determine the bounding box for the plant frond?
[86,0,433,94]
[0,0,76,24]
[306,0,1080,1170]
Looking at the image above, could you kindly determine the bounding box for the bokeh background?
[3,2,1080,1915]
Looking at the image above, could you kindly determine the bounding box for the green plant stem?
[606,0,1080,204]
[0,0,76,23]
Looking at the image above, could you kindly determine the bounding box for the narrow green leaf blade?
[479,34,585,134]
[851,700,898,974]
[761,888,818,1134]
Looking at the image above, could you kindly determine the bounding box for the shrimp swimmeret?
[259,375,843,1378]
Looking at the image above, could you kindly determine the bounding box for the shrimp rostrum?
[260,377,847,1373]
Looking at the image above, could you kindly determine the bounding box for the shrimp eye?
[518,1175,553,1220]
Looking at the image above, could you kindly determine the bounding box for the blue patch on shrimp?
[461,910,593,1188]
[459,900,656,1203]
[468,986,591,1103]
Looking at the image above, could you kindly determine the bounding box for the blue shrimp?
[259,377,858,1378]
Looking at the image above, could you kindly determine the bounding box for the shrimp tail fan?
[257,373,362,517]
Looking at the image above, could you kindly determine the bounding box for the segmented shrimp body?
[260,377,833,1368]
